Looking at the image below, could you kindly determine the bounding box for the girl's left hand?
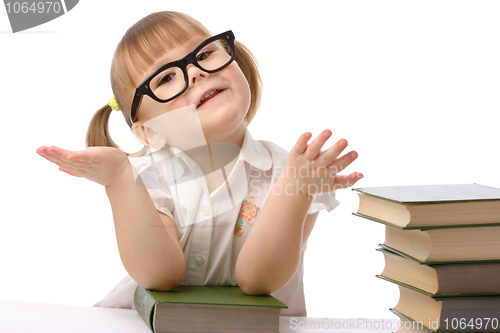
[284,129,364,197]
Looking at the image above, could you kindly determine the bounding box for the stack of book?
[353,184,500,333]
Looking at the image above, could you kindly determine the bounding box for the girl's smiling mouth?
[197,89,223,108]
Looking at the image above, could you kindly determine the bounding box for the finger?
[327,150,358,172]
[317,138,348,166]
[292,132,312,154]
[45,146,89,168]
[46,146,75,162]
[37,147,55,161]
[39,150,79,171]
[36,146,50,155]
[333,172,364,189]
[66,148,95,162]
[41,151,73,166]
[38,152,69,167]
[59,167,82,177]
[305,129,331,160]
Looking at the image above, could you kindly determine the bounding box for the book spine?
[134,284,157,332]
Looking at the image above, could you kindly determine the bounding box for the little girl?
[36,11,362,316]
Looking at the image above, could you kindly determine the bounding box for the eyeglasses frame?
[129,30,236,123]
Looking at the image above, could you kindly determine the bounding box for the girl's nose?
[187,65,210,88]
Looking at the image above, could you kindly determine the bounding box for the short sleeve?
[143,187,175,220]
[129,153,175,220]
[307,190,340,215]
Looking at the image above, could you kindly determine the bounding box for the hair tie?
[108,97,121,111]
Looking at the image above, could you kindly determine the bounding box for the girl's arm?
[105,163,185,291]
[37,146,185,291]
[235,130,362,295]
[235,176,314,295]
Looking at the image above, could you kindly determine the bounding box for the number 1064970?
[443,318,499,330]
[5,2,62,14]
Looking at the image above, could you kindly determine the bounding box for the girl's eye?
[158,73,175,86]
[196,50,212,62]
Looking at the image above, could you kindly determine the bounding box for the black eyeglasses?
[130,30,236,123]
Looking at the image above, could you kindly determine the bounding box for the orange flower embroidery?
[234,225,244,237]
[234,190,261,237]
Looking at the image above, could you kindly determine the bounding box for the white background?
[1,0,499,319]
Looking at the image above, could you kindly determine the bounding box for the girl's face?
[132,34,251,146]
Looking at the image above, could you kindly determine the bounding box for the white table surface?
[0,299,400,333]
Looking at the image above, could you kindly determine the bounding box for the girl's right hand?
[36,146,131,187]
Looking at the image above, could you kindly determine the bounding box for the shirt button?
[194,255,204,265]
[201,205,211,216]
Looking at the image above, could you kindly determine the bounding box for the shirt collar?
[239,127,272,171]
[162,127,272,176]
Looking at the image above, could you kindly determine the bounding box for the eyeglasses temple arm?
[130,90,144,123]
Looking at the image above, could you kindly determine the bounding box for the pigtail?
[85,104,149,157]
[85,103,124,151]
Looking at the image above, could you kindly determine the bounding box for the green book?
[352,184,500,229]
[134,285,287,333]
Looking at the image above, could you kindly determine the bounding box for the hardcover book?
[383,225,500,263]
[134,284,288,333]
[353,184,500,229]
[377,247,500,296]
[390,283,500,332]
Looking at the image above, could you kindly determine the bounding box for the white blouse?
[94,127,340,316]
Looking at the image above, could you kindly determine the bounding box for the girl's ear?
[132,122,168,149]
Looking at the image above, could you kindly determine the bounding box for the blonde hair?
[86,11,263,156]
